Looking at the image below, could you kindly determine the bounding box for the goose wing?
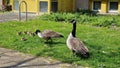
[42,30,63,38]
[70,38,89,54]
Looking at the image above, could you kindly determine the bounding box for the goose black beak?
[35,29,41,34]
[70,19,76,23]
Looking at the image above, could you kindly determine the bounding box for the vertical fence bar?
[19,1,27,21]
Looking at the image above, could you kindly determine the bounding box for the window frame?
[14,0,19,10]
[39,1,48,12]
[92,1,101,12]
[108,1,118,13]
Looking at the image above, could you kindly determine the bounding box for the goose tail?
[76,52,90,59]
[60,35,64,38]
[82,52,90,59]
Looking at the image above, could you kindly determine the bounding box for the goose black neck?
[72,22,76,37]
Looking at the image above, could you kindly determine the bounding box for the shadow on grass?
[45,41,66,47]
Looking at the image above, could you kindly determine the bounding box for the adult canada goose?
[66,19,90,58]
[35,29,64,43]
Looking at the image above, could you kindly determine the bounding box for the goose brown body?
[66,20,90,58]
[35,29,64,42]
[41,30,63,38]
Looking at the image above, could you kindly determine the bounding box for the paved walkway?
[0,48,82,68]
[0,12,39,22]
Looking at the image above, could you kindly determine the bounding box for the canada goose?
[29,32,35,37]
[24,31,31,35]
[17,31,22,35]
[21,37,27,41]
[35,29,64,43]
[66,19,90,58]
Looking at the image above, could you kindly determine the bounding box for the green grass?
[0,16,120,68]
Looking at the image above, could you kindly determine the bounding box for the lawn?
[0,13,120,68]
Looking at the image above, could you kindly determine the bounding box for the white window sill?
[109,10,118,13]
[93,10,101,12]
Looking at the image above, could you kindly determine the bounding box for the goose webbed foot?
[44,41,49,44]
[72,50,76,57]
[44,40,49,44]
[44,39,53,44]
[71,50,77,59]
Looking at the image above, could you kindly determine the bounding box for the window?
[109,2,118,11]
[51,2,58,12]
[40,2,48,12]
[7,0,10,4]
[14,0,19,10]
[93,1,101,11]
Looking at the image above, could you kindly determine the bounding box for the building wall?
[76,0,89,10]
[10,0,38,13]
[58,0,75,12]
[0,0,3,10]
[3,0,7,5]
[10,0,13,11]
[89,0,92,10]
[0,0,8,11]
[89,0,120,13]
[101,0,108,13]
[10,0,75,14]
[119,0,120,13]
[8,0,120,14]
[20,0,38,13]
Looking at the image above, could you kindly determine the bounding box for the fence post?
[19,1,27,21]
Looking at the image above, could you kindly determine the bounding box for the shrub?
[76,8,98,16]
[94,17,118,27]
[40,12,120,28]
[40,12,80,22]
